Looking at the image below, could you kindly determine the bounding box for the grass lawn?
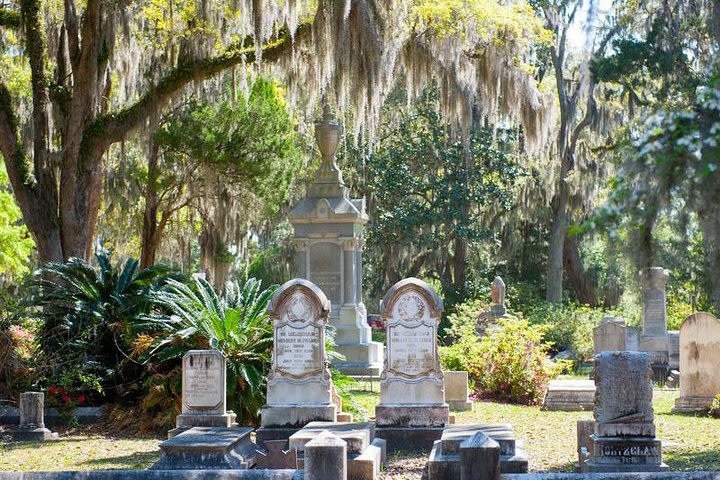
[0,388,717,478]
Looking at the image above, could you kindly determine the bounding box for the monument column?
[288,105,383,376]
[638,267,670,383]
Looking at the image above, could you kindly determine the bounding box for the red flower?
[49,387,58,395]
[77,395,86,405]
[62,395,72,403]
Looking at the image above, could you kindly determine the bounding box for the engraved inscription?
[389,324,435,376]
[309,243,341,304]
[275,324,322,377]
[183,353,223,411]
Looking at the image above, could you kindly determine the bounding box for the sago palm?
[145,275,275,425]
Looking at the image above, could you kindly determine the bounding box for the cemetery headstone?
[444,371,473,411]
[375,277,448,452]
[152,427,256,470]
[288,105,383,376]
[638,268,670,383]
[672,312,720,413]
[593,320,627,355]
[9,392,58,441]
[543,379,595,411]
[169,350,236,438]
[584,351,668,473]
[304,430,347,480]
[257,279,337,445]
[668,331,680,370]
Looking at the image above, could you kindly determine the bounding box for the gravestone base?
[260,405,337,429]
[584,436,668,473]
[426,424,529,478]
[255,427,303,447]
[375,404,449,427]
[151,427,256,470]
[672,396,714,413]
[9,427,58,442]
[332,343,384,376]
[169,412,238,438]
[447,400,473,411]
[576,420,595,472]
[375,426,445,453]
[290,421,386,480]
[543,380,595,411]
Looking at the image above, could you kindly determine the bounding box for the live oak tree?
[0,0,552,264]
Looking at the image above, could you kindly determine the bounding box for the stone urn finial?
[308,104,346,198]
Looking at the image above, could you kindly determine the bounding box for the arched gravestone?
[260,279,337,429]
[673,312,720,413]
[375,278,449,429]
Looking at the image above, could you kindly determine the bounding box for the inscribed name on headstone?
[309,242,342,305]
[640,268,669,336]
[675,313,720,409]
[387,289,438,378]
[182,350,226,413]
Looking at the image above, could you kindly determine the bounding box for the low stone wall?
[0,470,301,480]
[0,406,104,427]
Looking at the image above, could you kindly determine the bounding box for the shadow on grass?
[664,448,720,471]
[78,451,160,470]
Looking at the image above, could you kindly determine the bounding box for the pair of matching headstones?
[261,277,447,429]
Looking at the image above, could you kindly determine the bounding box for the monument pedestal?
[10,427,58,442]
[672,395,714,413]
[585,436,668,472]
[10,392,58,442]
[168,411,237,438]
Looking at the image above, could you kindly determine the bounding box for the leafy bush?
[28,248,175,400]
[443,298,489,342]
[709,394,720,419]
[440,317,555,405]
[144,276,275,425]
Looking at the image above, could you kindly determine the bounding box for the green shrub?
[440,317,555,405]
[709,394,720,419]
[28,248,176,400]
[145,276,275,425]
[444,298,489,341]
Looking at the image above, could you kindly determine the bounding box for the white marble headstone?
[182,350,226,414]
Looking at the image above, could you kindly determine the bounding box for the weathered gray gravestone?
[459,431,501,480]
[257,279,336,446]
[593,320,627,355]
[672,312,720,413]
[304,430,347,480]
[476,276,510,334]
[169,350,236,438]
[638,268,670,383]
[444,371,473,411]
[288,105,383,377]
[375,278,449,452]
[9,392,57,441]
[585,351,668,473]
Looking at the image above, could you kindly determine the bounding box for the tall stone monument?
[638,268,670,381]
[585,351,667,472]
[375,278,449,451]
[169,350,237,437]
[257,279,337,444]
[673,312,720,413]
[288,105,383,376]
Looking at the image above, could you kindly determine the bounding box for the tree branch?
[63,0,80,64]
[95,20,312,147]
[20,0,51,176]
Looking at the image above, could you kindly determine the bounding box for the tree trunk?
[698,146,720,313]
[546,171,569,303]
[563,233,599,306]
[140,141,161,269]
[452,235,467,301]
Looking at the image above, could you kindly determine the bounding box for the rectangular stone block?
[151,427,256,470]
